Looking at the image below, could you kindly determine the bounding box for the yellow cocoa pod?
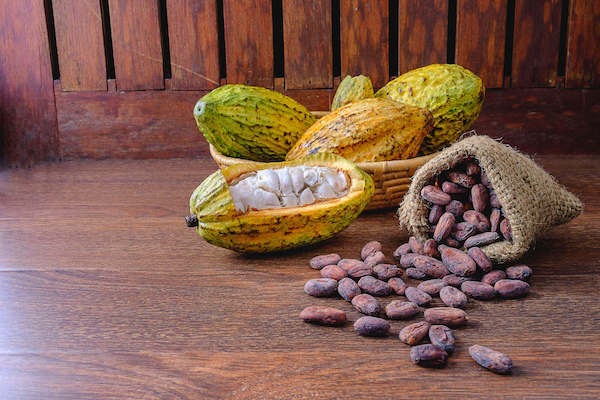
[331,75,374,110]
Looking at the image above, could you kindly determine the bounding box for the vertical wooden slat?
[52,0,107,91]
[566,0,600,88]
[456,0,507,88]
[340,0,389,88]
[512,0,561,87]
[0,0,58,166]
[282,0,332,89]
[223,0,274,88]
[108,0,164,91]
[166,0,220,90]
[398,0,448,74]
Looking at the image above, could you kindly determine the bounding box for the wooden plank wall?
[1,0,599,166]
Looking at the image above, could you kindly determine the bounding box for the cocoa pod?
[423,239,439,258]
[304,278,338,297]
[469,345,513,374]
[471,184,489,212]
[373,263,400,281]
[439,286,468,308]
[433,212,455,243]
[310,253,341,270]
[385,300,420,320]
[461,281,496,300]
[506,264,532,281]
[409,236,424,254]
[494,279,530,298]
[300,306,346,326]
[364,251,385,267]
[490,208,501,232]
[399,321,431,345]
[429,204,444,224]
[421,185,451,205]
[354,316,390,337]
[347,263,373,279]
[338,258,365,273]
[424,307,468,327]
[405,287,432,306]
[410,344,448,368]
[439,245,477,276]
[358,276,392,296]
[480,170,491,187]
[405,268,428,280]
[393,243,412,261]
[463,210,491,232]
[489,190,501,208]
[481,270,507,286]
[448,171,475,188]
[429,325,456,353]
[320,265,347,280]
[443,274,476,287]
[444,238,462,248]
[441,181,468,194]
[464,232,500,248]
[388,277,407,295]
[361,241,382,260]
[467,247,492,273]
[351,293,381,316]
[500,218,513,241]
[452,222,477,242]
[337,277,361,301]
[445,200,464,219]
[413,255,449,279]
[466,162,481,176]
[417,279,448,296]
[400,253,419,269]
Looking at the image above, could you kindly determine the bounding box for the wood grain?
[456,0,508,88]
[166,0,220,90]
[512,0,561,87]
[108,0,164,90]
[398,0,448,74]
[223,0,274,88]
[340,0,389,88]
[565,0,600,88]
[0,0,58,167]
[282,0,332,89]
[52,0,107,91]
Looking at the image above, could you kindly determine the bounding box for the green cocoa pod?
[331,75,375,110]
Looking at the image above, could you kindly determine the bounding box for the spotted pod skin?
[331,75,375,110]
[194,84,316,162]
[189,153,374,253]
[286,98,433,163]
[375,64,485,155]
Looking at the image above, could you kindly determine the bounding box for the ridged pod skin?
[189,153,374,253]
[286,98,433,163]
[376,64,485,155]
[331,75,375,110]
[194,84,316,162]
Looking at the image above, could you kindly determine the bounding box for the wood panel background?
[1,0,599,166]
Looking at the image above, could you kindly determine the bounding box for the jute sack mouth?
[398,135,583,264]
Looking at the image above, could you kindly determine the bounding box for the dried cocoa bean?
[433,212,455,243]
[464,232,500,248]
[439,245,477,276]
[463,210,491,232]
[500,218,512,241]
[469,345,513,374]
[489,190,501,208]
[490,208,501,232]
[467,247,493,273]
[410,344,448,368]
[337,258,365,272]
[406,268,428,280]
[337,277,361,301]
[385,300,420,320]
[364,251,385,267]
[417,279,448,296]
[481,269,506,286]
[471,184,489,212]
[409,236,424,254]
[494,279,530,298]
[466,162,481,176]
[413,255,449,279]
[480,170,491,187]
[441,181,468,194]
[429,204,444,224]
[424,307,468,327]
[421,185,452,205]
[423,239,440,258]
[393,243,412,261]
[320,265,347,280]
[354,316,390,337]
[429,325,456,353]
[361,241,382,260]
[358,276,392,296]
[310,253,341,270]
[444,238,462,248]
[300,306,346,326]
[405,287,432,306]
[506,264,532,281]
[445,200,465,219]
[400,253,419,269]
[388,277,407,295]
[430,224,437,235]
[443,274,476,287]
[448,171,476,188]
[373,263,400,281]
[351,294,381,316]
[461,281,496,300]
[347,263,373,279]
[304,278,338,297]
[399,321,431,345]
[452,222,477,242]
[439,286,468,308]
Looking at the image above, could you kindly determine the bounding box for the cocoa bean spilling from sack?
[481,270,507,286]
[372,264,400,281]
[506,265,532,281]
[388,277,407,295]
[469,344,513,374]
[320,265,347,281]
[494,279,530,298]
[361,241,382,260]
[461,281,496,300]
[337,277,361,301]
[300,306,346,326]
[417,279,448,296]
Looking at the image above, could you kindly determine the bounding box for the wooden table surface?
[1,155,599,399]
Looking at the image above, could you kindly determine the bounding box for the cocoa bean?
[320,265,347,280]
[463,210,491,232]
[480,170,491,187]
[310,253,341,270]
[500,218,512,241]
[300,306,346,326]
[506,264,532,281]
[337,259,365,273]
[481,270,507,286]
[430,224,437,235]
[351,294,381,316]
[405,268,428,280]
[373,263,400,281]
[452,222,477,242]
[409,236,424,254]
[337,277,361,301]
[364,251,386,267]
[358,276,392,296]
[469,345,513,374]
[385,300,420,319]
[467,247,492,273]
[439,286,468,308]
[347,263,373,279]
[354,316,390,337]
[417,279,448,296]
[448,171,476,188]
[464,232,500,248]
[433,212,455,243]
[445,200,464,219]
[439,245,477,276]
[405,287,432,306]
[490,208,501,232]
[410,344,448,368]
[466,162,481,176]
[444,238,462,248]
[361,241,382,260]
[424,307,468,327]
[423,239,440,258]
[443,274,476,287]
[429,325,456,353]
[399,321,431,345]
[400,253,419,269]
[388,277,407,295]
[304,278,338,297]
[441,181,467,194]
[413,255,449,279]
[461,281,496,300]
[471,184,489,212]
[393,243,412,261]
[421,185,451,205]
[429,204,444,224]
[494,279,530,298]
[489,190,501,208]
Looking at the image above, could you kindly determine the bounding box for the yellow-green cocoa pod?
[194,84,316,162]
[331,75,374,110]
[286,98,433,163]
[188,153,374,253]
[376,64,485,155]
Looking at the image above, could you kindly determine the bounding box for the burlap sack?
[398,135,583,264]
